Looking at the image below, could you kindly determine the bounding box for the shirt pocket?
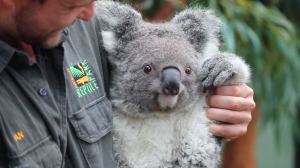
[68,94,113,143]
[68,95,114,168]
[7,136,62,168]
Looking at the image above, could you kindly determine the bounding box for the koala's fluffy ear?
[95,0,142,54]
[171,8,222,55]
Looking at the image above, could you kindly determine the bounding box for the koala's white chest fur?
[113,97,221,168]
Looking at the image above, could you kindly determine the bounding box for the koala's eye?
[185,67,192,74]
[144,65,152,74]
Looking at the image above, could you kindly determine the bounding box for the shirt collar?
[0,40,16,73]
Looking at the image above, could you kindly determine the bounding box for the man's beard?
[14,4,62,49]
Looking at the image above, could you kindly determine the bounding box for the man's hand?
[205,84,255,141]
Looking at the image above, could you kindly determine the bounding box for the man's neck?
[1,37,37,62]
[12,42,36,62]
[0,27,36,62]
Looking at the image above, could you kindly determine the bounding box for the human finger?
[206,95,255,111]
[206,108,252,124]
[211,84,254,98]
[208,123,247,138]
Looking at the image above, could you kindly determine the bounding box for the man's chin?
[29,31,62,49]
[39,31,63,49]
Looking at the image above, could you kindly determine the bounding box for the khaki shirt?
[0,17,115,168]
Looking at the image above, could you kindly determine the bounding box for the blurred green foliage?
[121,0,300,137]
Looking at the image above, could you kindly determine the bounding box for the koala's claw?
[203,86,212,93]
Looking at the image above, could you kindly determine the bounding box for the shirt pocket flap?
[68,95,113,143]
[8,136,62,168]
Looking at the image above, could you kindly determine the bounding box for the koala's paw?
[199,52,251,93]
[200,57,234,93]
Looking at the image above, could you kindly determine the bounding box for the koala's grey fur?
[95,1,251,168]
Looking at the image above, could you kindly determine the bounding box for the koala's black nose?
[162,68,181,96]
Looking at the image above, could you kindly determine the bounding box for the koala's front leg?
[199,52,251,92]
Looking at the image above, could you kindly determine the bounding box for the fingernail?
[209,89,214,95]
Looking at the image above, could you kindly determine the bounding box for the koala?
[95,1,251,168]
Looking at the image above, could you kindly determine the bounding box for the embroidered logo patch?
[67,60,99,98]
[14,131,24,141]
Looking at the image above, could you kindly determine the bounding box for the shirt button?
[39,88,47,96]
[63,28,69,36]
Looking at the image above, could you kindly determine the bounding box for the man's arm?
[205,84,255,141]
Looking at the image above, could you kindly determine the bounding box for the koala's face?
[109,31,201,114]
[96,1,222,115]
